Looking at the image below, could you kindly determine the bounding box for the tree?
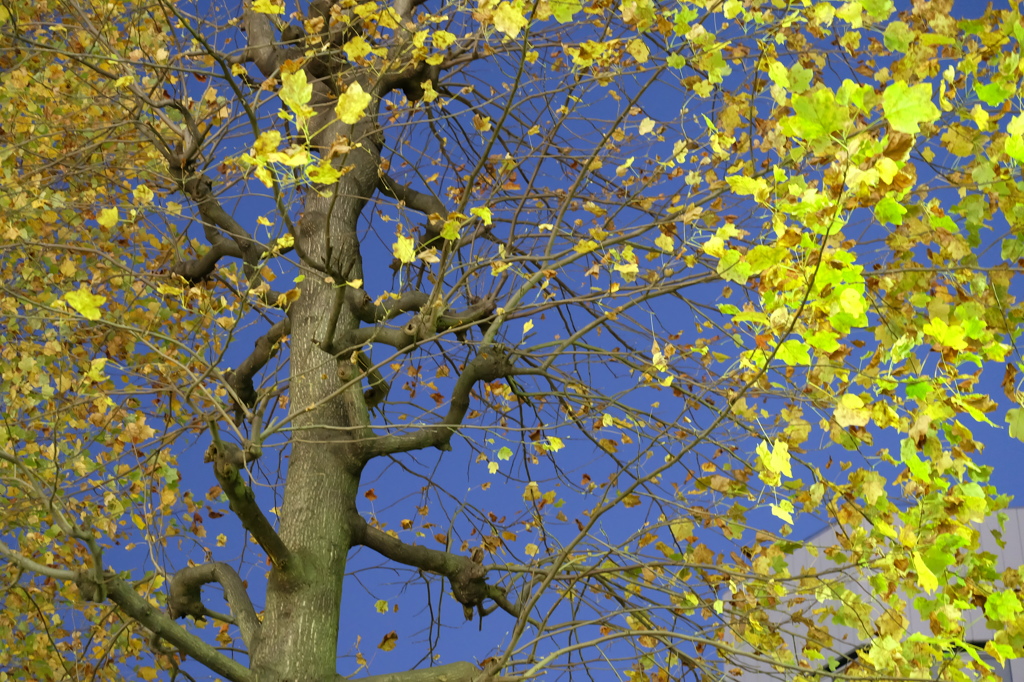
[2,0,1024,680]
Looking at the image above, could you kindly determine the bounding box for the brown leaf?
[377,631,398,651]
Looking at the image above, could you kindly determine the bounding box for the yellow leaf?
[65,287,106,320]
[523,481,541,501]
[492,1,528,37]
[267,145,311,167]
[251,0,284,13]
[834,393,870,427]
[487,461,499,474]
[432,30,456,49]
[838,287,867,316]
[524,543,538,556]
[756,439,791,486]
[670,518,693,541]
[420,79,438,103]
[253,130,282,156]
[522,319,534,334]
[344,35,373,61]
[133,185,154,204]
[97,207,119,228]
[85,358,108,382]
[913,551,938,593]
[638,117,655,135]
[470,206,492,225]
[306,160,343,184]
[770,500,794,524]
[393,235,416,263]
[375,600,389,613]
[626,38,649,63]
[280,70,314,121]
[335,81,373,124]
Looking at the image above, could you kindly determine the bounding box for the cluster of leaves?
[3,0,1024,680]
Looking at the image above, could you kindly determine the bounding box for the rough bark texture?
[238,7,389,677]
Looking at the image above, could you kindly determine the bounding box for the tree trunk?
[249,102,381,681]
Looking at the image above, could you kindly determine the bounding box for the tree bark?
[244,11,381,680]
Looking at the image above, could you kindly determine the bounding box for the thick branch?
[352,517,518,619]
[344,661,483,682]
[360,346,515,459]
[347,288,430,324]
[77,571,253,682]
[170,238,242,282]
[242,4,285,77]
[344,293,497,349]
[227,317,291,411]
[168,562,262,651]
[172,173,266,284]
[0,539,76,581]
[205,442,292,571]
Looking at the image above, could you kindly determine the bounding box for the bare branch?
[167,562,262,651]
[170,238,243,282]
[227,317,291,412]
[352,516,519,619]
[360,346,518,459]
[347,288,430,324]
[343,292,497,349]
[171,173,265,282]
[205,442,292,571]
[345,661,487,682]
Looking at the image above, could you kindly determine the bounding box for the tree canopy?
[2,0,1024,680]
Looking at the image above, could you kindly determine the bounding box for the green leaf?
[745,244,785,273]
[985,590,1022,622]
[875,195,907,225]
[882,21,914,51]
[882,82,939,133]
[900,439,932,481]
[976,81,1016,107]
[783,87,846,141]
[1005,408,1024,442]
[716,250,752,283]
[776,339,811,366]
